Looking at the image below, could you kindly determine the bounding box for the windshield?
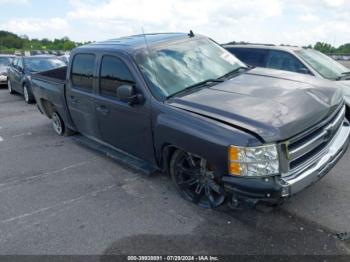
[0,57,13,66]
[24,58,66,72]
[134,38,246,98]
[295,49,349,80]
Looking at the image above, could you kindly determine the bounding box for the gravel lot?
[0,89,350,256]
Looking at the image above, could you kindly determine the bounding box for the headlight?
[229,144,279,177]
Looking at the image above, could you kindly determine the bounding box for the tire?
[170,150,225,209]
[52,112,75,136]
[8,80,15,94]
[23,84,35,104]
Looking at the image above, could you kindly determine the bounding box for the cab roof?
[76,33,199,53]
[223,43,304,52]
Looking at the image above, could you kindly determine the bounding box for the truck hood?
[168,68,343,143]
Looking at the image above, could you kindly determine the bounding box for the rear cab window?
[99,56,135,98]
[71,54,96,92]
[226,48,268,67]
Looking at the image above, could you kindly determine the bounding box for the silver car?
[224,44,350,113]
[0,55,15,86]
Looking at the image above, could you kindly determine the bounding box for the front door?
[94,55,154,163]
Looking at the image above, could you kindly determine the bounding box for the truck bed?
[35,66,67,82]
[31,66,74,130]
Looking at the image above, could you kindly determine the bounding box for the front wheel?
[170,150,226,208]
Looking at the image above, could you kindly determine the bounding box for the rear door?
[94,54,155,163]
[66,53,100,138]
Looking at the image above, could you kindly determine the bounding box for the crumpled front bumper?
[344,96,350,110]
[280,120,350,197]
[222,121,350,201]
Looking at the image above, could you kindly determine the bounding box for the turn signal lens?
[229,162,241,175]
[229,146,239,161]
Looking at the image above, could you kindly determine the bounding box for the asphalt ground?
[0,88,349,257]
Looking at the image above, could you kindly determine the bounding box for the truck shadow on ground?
[69,135,350,256]
[101,207,347,256]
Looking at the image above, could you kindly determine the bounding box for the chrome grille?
[282,105,346,177]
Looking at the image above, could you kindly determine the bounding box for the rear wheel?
[52,112,74,136]
[23,84,35,104]
[170,150,226,208]
[8,80,14,94]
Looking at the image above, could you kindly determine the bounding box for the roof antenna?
[188,30,195,38]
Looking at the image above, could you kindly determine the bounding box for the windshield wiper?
[167,79,224,99]
[218,66,250,80]
[336,72,350,80]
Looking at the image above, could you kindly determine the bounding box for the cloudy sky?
[1,0,350,46]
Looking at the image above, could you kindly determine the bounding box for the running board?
[72,135,158,176]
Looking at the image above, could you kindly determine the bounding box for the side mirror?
[297,68,310,75]
[116,84,144,105]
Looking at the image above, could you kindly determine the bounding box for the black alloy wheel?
[170,150,226,208]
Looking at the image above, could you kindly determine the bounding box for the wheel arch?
[160,144,181,175]
[39,99,56,118]
[22,78,31,89]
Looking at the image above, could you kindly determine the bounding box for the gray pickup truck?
[31,33,350,209]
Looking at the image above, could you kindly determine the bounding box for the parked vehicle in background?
[31,33,349,209]
[223,44,350,115]
[7,56,66,104]
[58,54,70,64]
[0,55,15,86]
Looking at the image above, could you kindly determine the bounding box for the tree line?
[306,42,350,54]
[1,30,350,54]
[0,31,91,52]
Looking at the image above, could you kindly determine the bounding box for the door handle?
[96,106,110,115]
[70,95,78,104]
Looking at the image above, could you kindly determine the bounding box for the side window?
[227,48,268,67]
[71,54,95,92]
[99,56,135,98]
[266,50,307,73]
